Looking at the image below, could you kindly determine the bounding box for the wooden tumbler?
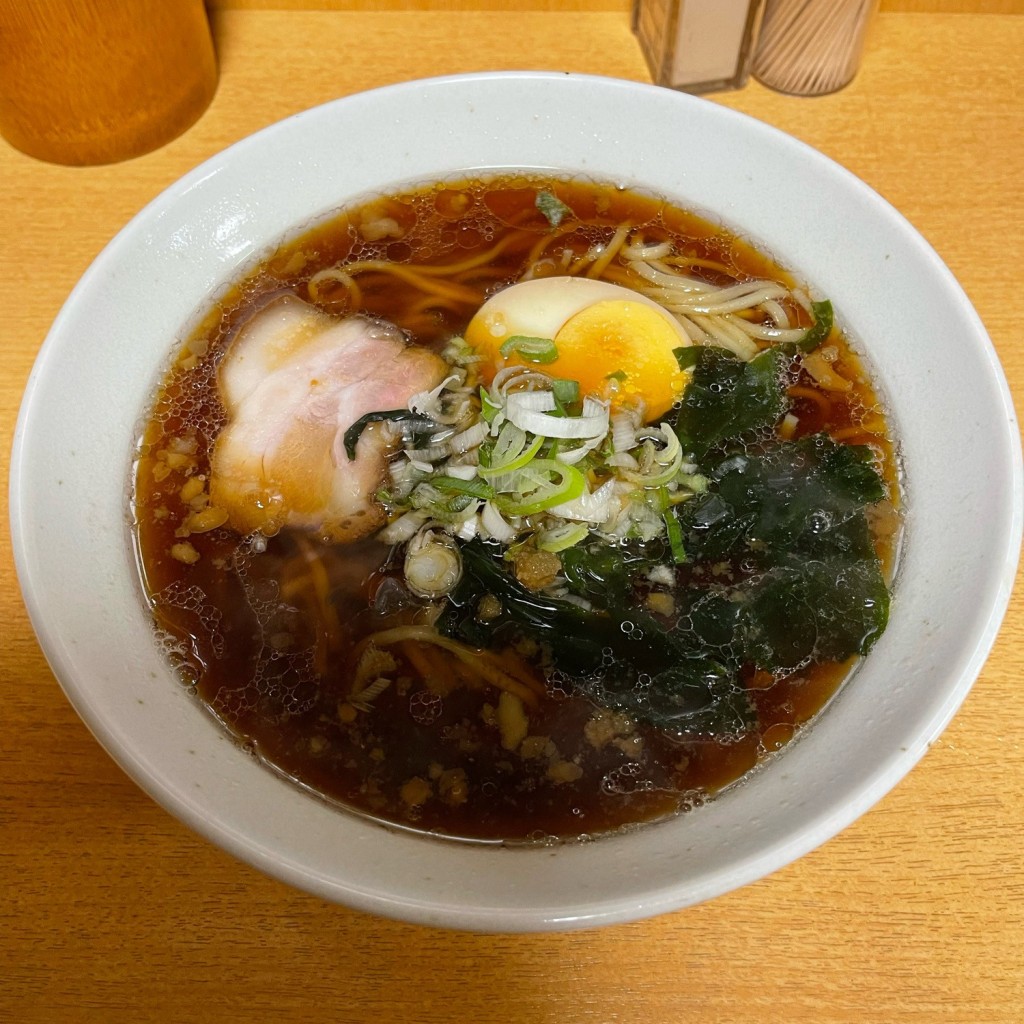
[0,0,216,165]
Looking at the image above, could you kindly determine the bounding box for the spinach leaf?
[674,346,790,460]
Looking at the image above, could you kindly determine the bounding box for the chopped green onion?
[536,522,590,553]
[441,335,482,369]
[551,379,580,405]
[497,460,586,516]
[432,476,496,500]
[605,369,628,383]
[506,394,609,439]
[797,299,834,353]
[500,335,559,364]
[621,426,683,488]
[443,494,477,514]
[664,507,687,563]
[479,386,501,423]
[478,422,545,477]
[409,483,477,516]
[535,189,572,228]
[628,456,683,489]
[480,420,524,469]
[653,485,687,563]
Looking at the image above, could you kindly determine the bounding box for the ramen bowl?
[10,72,1021,931]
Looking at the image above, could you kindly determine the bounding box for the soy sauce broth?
[132,175,900,842]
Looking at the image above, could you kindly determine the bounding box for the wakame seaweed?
[669,346,890,674]
[673,345,789,461]
[342,409,437,460]
[441,344,891,737]
[440,541,753,737]
[679,433,884,565]
[559,541,669,605]
[796,299,834,353]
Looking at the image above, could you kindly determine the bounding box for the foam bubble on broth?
[132,174,901,844]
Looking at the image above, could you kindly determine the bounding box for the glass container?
[753,0,880,97]
[633,0,766,94]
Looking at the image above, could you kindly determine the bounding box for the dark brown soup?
[133,175,900,842]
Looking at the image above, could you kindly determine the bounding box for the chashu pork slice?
[209,294,447,542]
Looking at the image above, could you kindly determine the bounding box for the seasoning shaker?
[753,0,880,97]
[632,0,766,94]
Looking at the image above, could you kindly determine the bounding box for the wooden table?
[3,4,1023,1021]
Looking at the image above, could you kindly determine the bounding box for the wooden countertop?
[3,5,1022,1021]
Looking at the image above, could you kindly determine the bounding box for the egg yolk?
[549,300,687,418]
[466,295,689,420]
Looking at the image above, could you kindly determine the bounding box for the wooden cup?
[0,0,216,165]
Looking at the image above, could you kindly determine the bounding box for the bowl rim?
[10,70,1023,931]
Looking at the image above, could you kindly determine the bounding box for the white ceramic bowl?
[11,72,1021,931]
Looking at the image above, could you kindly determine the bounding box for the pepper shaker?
[632,0,766,94]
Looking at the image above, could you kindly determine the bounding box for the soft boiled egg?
[464,276,692,418]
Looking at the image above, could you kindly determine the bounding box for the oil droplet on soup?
[132,175,901,843]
